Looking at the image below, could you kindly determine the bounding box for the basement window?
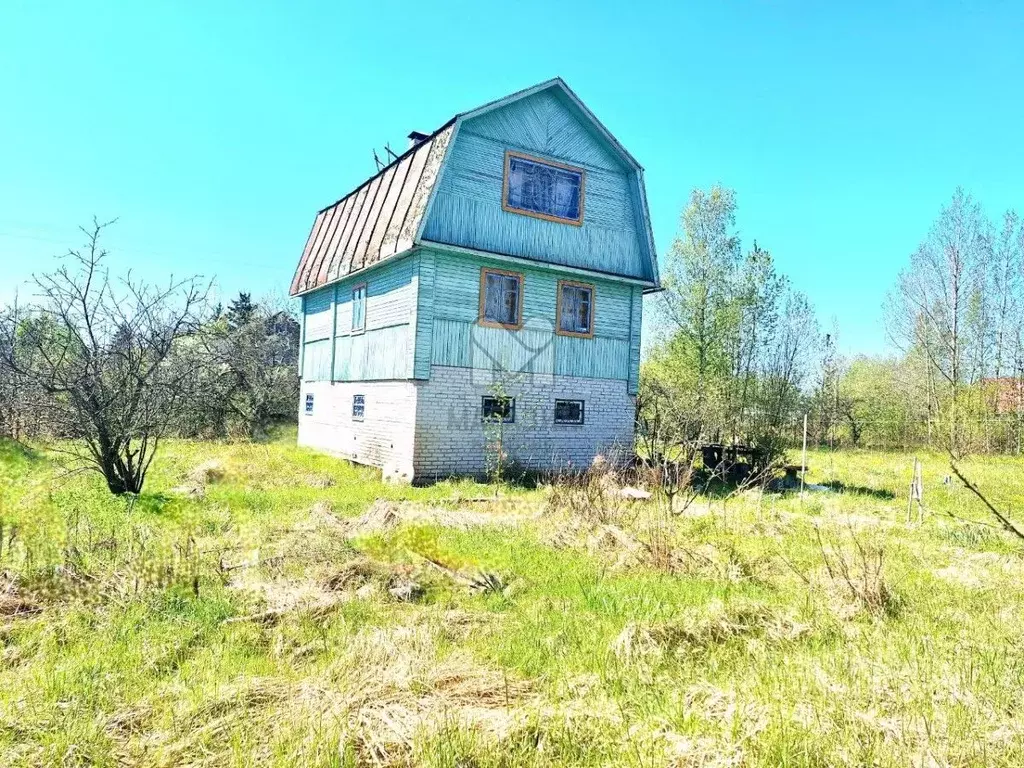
[481,396,515,424]
[503,151,585,225]
[351,284,366,333]
[352,394,365,421]
[557,281,594,337]
[305,393,314,415]
[554,399,584,425]
[479,268,523,329]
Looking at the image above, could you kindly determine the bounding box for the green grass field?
[3,432,1024,767]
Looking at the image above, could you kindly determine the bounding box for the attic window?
[503,151,585,226]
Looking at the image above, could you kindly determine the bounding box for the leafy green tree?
[646,186,820,467]
[658,185,741,436]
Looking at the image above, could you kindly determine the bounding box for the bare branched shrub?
[0,220,209,494]
[185,293,300,440]
[813,522,898,617]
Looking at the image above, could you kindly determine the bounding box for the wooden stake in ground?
[801,414,808,494]
[907,457,924,523]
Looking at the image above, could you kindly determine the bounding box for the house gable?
[420,80,658,284]
[289,79,658,298]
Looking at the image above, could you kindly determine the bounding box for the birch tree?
[887,188,989,454]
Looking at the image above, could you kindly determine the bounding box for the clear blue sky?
[2,1,1022,355]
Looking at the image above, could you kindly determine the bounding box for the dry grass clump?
[320,626,536,765]
[812,523,900,618]
[187,459,226,486]
[323,556,404,592]
[302,472,335,489]
[169,459,228,498]
[566,516,768,586]
[0,575,40,620]
[341,499,524,539]
[129,623,538,767]
[323,556,424,603]
[612,599,808,663]
[547,459,631,525]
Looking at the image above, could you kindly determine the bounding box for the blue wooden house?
[289,78,659,481]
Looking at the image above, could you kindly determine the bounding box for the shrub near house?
[290,78,660,482]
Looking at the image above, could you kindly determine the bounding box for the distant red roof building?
[983,377,1024,415]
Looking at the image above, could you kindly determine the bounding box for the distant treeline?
[641,186,1023,458]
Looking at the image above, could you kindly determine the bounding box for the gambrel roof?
[290,78,658,296]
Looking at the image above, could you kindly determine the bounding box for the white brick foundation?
[299,367,635,483]
[298,380,418,483]
[412,365,635,481]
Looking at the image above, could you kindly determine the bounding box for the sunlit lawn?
[2,433,1024,766]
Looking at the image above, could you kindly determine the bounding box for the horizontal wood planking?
[303,289,334,341]
[431,250,632,339]
[302,339,333,380]
[333,258,416,336]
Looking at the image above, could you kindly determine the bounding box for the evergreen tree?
[227,292,257,330]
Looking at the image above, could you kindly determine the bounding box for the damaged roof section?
[290,121,454,296]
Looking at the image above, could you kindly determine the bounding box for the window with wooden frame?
[479,268,523,329]
[503,151,585,226]
[556,280,595,337]
[351,284,367,333]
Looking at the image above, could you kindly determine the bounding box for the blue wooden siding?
[420,88,654,282]
[420,248,639,382]
[413,250,436,379]
[300,254,417,382]
[627,287,643,395]
[301,339,333,381]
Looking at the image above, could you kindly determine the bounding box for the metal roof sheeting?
[289,122,454,295]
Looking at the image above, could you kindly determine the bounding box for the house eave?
[289,246,419,298]
[418,238,658,289]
